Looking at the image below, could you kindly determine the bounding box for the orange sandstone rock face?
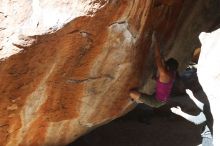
[0,0,185,145]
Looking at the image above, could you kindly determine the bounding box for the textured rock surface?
[198,29,220,145]
[0,0,220,145]
[0,1,156,145]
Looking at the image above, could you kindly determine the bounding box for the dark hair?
[165,58,179,72]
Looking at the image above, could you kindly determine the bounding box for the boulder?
[0,0,220,145]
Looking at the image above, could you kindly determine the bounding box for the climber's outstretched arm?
[152,32,166,74]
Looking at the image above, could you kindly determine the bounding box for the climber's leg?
[139,93,165,108]
[129,90,165,108]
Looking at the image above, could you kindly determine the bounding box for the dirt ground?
[69,103,202,146]
[69,68,208,146]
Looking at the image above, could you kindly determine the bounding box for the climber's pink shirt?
[155,74,175,102]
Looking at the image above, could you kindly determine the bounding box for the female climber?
[129,32,179,108]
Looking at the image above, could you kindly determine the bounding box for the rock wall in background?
[0,0,220,145]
